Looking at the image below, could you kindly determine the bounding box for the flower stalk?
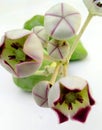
[50,62,62,85]
[67,13,93,61]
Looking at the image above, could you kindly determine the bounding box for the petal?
[0,35,5,47]
[33,26,48,48]
[0,59,18,76]
[53,108,69,123]
[72,106,91,123]
[54,76,88,91]
[44,3,81,40]
[5,29,31,39]
[32,81,51,107]
[87,85,95,105]
[48,82,60,107]
[23,33,43,62]
[15,61,41,78]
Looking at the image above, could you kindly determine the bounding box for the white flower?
[0,29,43,78]
[44,3,81,40]
[83,0,102,16]
[48,76,95,123]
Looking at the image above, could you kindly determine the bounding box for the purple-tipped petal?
[5,29,31,39]
[72,106,91,123]
[32,81,51,107]
[15,61,41,78]
[23,33,43,62]
[87,86,95,106]
[53,108,69,123]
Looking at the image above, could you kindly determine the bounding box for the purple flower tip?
[72,106,91,123]
[53,108,69,123]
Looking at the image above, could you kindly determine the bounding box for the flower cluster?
[0,0,100,124]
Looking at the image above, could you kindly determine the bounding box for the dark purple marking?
[64,18,75,34]
[53,108,69,123]
[8,55,16,60]
[87,86,95,106]
[61,3,64,16]
[68,103,73,110]
[11,43,20,49]
[0,42,5,55]
[65,12,80,17]
[33,92,46,100]
[51,18,63,36]
[34,31,46,43]
[57,47,63,59]
[45,13,61,18]
[97,2,102,7]
[49,46,57,55]
[72,106,91,123]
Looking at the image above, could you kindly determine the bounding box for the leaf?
[24,15,44,30]
[68,36,88,61]
[13,74,52,92]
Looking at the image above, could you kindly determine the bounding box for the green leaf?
[68,36,88,61]
[24,15,44,30]
[13,74,52,92]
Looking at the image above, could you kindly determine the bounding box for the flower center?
[8,42,26,62]
[93,0,102,7]
[65,92,83,110]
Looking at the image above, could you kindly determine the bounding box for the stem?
[67,13,93,61]
[50,62,61,85]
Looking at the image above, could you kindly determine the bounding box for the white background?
[0,0,102,130]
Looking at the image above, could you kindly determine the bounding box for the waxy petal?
[0,59,18,76]
[32,81,51,107]
[72,106,91,123]
[48,76,95,123]
[33,26,49,48]
[44,3,81,40]
[16,61,41,78]
[23,33,43,62]
[6,29,31,39]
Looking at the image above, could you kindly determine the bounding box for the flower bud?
[47,39,70,60]
[32,81,51,107]
[48,76,95,123]
[32,26,49,48]
[44,3,81,40]
[0,29,43,78]
[83,0,102,16]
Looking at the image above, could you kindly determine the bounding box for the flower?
[32,26,49,48]
[0,29,43,78]
[83,0,102,16]
[47,39,70,60]
[44,3,81,40]
[32,81,51,107]
[48,76,95,123]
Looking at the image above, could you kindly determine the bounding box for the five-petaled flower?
[0,29,43,78]
[48,76,95,123]
[83,0,102,16]
[44,2,81,40]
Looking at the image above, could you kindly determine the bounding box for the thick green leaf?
[13,74,52,92]
[68,36,88,61]
[24,15,44,30]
